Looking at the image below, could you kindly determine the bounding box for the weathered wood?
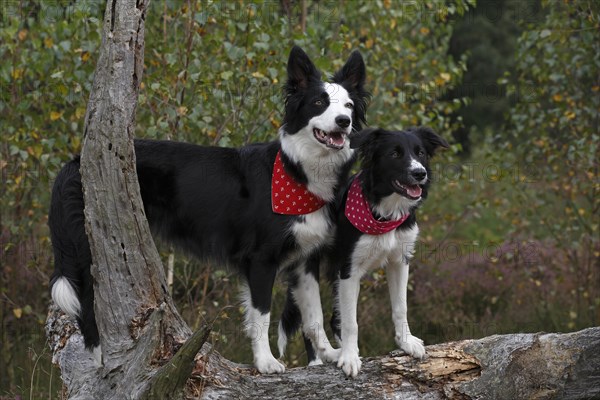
[195,327,600,400]
[61,0,205,398]
[46,311,599,399]
[141,322,212,400]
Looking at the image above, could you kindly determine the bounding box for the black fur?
[335,127,448,278]
[283,48,368,137]
[281,127,449,365]
[49,46,369,363]
[49,158,98,346]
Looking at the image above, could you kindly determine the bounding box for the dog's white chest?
[292,208,332,254]
[351,225,419,275]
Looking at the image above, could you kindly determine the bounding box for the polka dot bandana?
[272,151,326,215]
[345,174,409,235]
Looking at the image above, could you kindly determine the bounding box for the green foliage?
[447,0,541,151]
[503,0,600,328]
[505,0,599,243]
[139,0,470,146]
[2,0,598,397]
[1,0,470,243]
[1,1,101,235]
[1,3,102,396]
[416,0,599,338]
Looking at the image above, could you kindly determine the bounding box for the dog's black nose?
[411,169,427,182]
[336,115,351,128]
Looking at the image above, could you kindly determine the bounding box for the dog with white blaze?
[49,46,369,374]
[280,127,448,377]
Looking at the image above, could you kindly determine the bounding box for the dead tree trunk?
[47,313,599,400]
[50,0,208,398]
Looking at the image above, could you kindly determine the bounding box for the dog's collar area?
[272,150,327,215]
[345,174,409,235]
[373,211,392,222]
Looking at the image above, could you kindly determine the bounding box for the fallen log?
[46,308,600,399]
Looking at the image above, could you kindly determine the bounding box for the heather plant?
[402,0,599,348]
[502,0,599,330]
[411,240,596,341]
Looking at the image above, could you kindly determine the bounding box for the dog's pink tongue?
[407,186,422,198]
[328,132,346,147]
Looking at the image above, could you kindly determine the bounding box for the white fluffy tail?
[277,320,287,358]
[51,276,81,317]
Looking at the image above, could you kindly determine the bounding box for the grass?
[1,333,63,399]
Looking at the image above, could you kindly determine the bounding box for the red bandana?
[272,151,326,215]
[345,174,409,235]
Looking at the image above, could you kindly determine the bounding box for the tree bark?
[64,0,207,398]
[46,313,600,400]
[45,0,600,399]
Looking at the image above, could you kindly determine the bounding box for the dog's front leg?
[293,266,340,364]
[336,274,362,377]
[387,260,425,359]
[243,265,286,374]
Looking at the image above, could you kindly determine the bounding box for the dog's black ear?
[333,50,366,92]
[286,46,321,91]
[412,127,449,157]
[333,51,369,131]
[350,127,381,149]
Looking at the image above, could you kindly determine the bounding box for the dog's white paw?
[337,350,361,378]
[319,346,341,363]
[255,355,286,374]
[396,334,426,359]
[308,358,323,367]
[92,345,103,367]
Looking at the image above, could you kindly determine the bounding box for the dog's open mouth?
[392,180,422,200]
[313,128,347,150]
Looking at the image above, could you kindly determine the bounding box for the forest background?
[1,0,598,397]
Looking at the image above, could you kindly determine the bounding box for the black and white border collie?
[49,46,368,374]
[280,127,448,377]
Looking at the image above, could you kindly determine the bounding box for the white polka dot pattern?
[271,151,326,215]
[345,174,409,235]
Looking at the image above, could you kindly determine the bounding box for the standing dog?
[49,46,368,373]
[280,127,448,376]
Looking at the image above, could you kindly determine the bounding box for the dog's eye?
[418,150,425,157]
[345,102,354,109]
[314,100,323,106]
[391,151,401,158]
